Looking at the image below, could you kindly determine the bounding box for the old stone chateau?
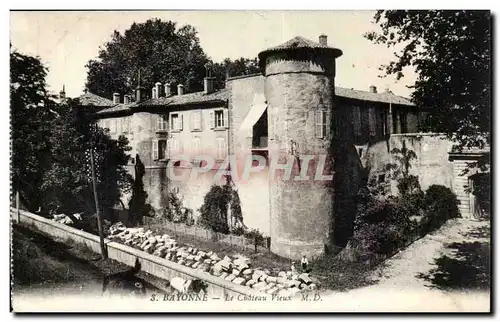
[74,35,488,259]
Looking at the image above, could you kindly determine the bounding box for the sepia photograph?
[8,9,491,313]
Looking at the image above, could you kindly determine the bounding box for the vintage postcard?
[9,9,491,313]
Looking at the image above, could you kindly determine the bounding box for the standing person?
[301,255,309,272]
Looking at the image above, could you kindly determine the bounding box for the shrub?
[197,179,244,234]
[243,229,265,244]
[420,185,460,234]
[159,190,194,224]
[231,226,246,236]
[197,184,230,234]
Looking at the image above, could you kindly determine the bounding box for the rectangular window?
[192,137,201,156]
[216,137,226,160]
[122,117,130,133]
[157,114,168,131]
[158,140,167,160]
[191,111,202,131]
[152,140,158,160]
[400,112,408,133]
[215,110,224,128]
[368,107,376,137]
[314,110,327,139]
[167,139,181,157]
[353,106,362,137]
[170,113,183,131]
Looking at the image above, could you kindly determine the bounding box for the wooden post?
[90,149,108,260]
[16,191,20,223]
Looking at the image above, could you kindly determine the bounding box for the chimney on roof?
[204,63,215,94]
[113,92,120,104]
[155,82,162,98]
[385,87,392,94]
[369,85,377,93]
[59,84,66,99]
[165,83,172,97]
[136,70,146,102]
[177,84,184,96]
[319,34,328,46]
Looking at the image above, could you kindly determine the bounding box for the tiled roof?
[335,87,413,106]
[85,84,413,116]
[95,104,131,115]
[136,88,229,107]
[77,92,116,107]
[258,36,342,61]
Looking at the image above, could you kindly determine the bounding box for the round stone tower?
[258,35,343,259]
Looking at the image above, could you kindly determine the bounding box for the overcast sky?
[10,10,417,99]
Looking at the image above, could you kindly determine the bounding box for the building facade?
[76,35,484,260]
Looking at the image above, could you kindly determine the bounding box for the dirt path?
[322,218,491,312]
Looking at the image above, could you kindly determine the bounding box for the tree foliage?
[128,155,152,226]
[211,57,260,89]
[197,179,244,234]
[85,19,210,99]
[41,104,132,219]
[11,50,132,220]
[85,19,261,99]
[365,10,491,161]
[11,51,57,211]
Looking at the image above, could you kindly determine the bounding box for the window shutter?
[167,139,172,158]
[122,117,129,133]
[315,110,325,138]
[353,106,361,137]
[209,111,215,129]
[152,140,159,160]
[369,107,376,136]
[223,109,229,128]
[179,114,183,131]
[198,111,203,130]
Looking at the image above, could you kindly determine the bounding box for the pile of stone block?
[106,222,318,296]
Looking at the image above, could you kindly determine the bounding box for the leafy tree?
[365,10,491,168]
[211,57,260,89]
[385,140,421,196]
[41,103,132,220]
[85,19,210,99]
[197,178,244,234]
[11,50,59,211]
[11,50,133,221]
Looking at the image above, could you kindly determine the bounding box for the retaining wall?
[11,208,268,299]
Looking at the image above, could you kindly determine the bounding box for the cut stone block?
[265,276,278,283]
[246,279,257,287]
[219,272,229,279]
[242,269,253,275]
[253,282,267,290]
[266,287,279,295]
[225,274,237,282]
[298,273,312,285]
[232,277,245,285]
